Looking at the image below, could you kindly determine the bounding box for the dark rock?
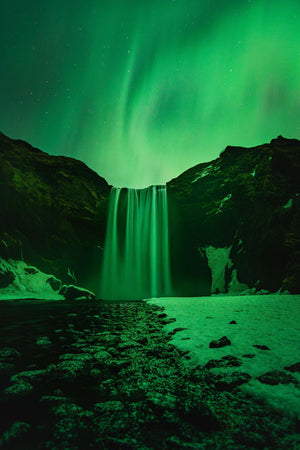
[0,422,31,447]
[59,353,94,362]
[0,347,20,373]
[161,317,176,325]
[0,261,15,287]
[209,336,231,348]
[0,347,21,360]
[229,320,237,324]
[214,372,251,391]
[59,284,96,300]
[257,370,298,386]
[117,341,139,351]
[168,327,188,336]
[5,380,34,396]
[0,362,15,373]
[253,344,270,350]
[46,276,62,291]
[0,239,9,260]
[36,336,52,346]
[24,266,38,275]
[157,313,167,319]
[205,359,225,370]
[221,355,243,367]
[180,404,222,432]
[205,355,242,370]
[52,360,88,379]
[284,362,300,373]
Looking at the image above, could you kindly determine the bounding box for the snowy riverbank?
[148,294,300,419]
[0,298,299,448]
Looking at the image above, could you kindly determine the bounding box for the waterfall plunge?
[101,185,171,300]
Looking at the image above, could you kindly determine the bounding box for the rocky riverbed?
[0,299,298,449]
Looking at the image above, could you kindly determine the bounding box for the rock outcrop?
[0,131,111,293]
[167,136,300,294]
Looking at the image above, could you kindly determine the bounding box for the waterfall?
[101,185,171,300]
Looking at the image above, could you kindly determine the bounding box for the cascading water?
[100,185,171,300]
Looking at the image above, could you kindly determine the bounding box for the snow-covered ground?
[148,295,300,419]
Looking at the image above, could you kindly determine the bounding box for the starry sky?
[1,0,299,187]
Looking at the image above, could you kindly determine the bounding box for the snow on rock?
[191,164,213,183]
[0,257,63,300]
[201,246,232,294]
[227,269,249,295]
[59,285,96,300]
[283,198,293,209]
[148,294,300,418]
[215,194,232,214]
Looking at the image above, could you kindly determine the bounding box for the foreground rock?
[209,336,231,348]
[257,370,299,386]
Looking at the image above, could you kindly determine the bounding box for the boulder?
[59,284,96,300]
[214,372,251,391]
[209,336,231,348]
[257,370,298,386]
[284,362,300,373]
[253,344,270,351]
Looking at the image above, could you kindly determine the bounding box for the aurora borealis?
[1,0,299,187]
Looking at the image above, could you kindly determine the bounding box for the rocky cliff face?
[167,136,300,295]
[1,132,299,297]
[0,132,111,291]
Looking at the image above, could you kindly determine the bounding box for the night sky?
[1,1,299,187]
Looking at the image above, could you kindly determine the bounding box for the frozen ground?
[148,295,300,419]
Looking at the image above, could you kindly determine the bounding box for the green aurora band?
[1,0,299,187]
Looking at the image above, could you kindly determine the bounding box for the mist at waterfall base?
[100,186,171,300]
[1,0,300,188]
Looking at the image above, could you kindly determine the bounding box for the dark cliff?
[0,132,111,291]
[167,136,300,295]
[1,131,299,297]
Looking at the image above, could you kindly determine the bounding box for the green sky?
[1,0,299,187]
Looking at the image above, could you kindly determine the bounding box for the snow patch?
[227,269,249,294]
[148,295,300,419]
[201,246,232,294]
[283,199,293,209]
[215,194,232,214]
[191,165,213,183]
[237,239,244,255]
[191,161,221,183]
